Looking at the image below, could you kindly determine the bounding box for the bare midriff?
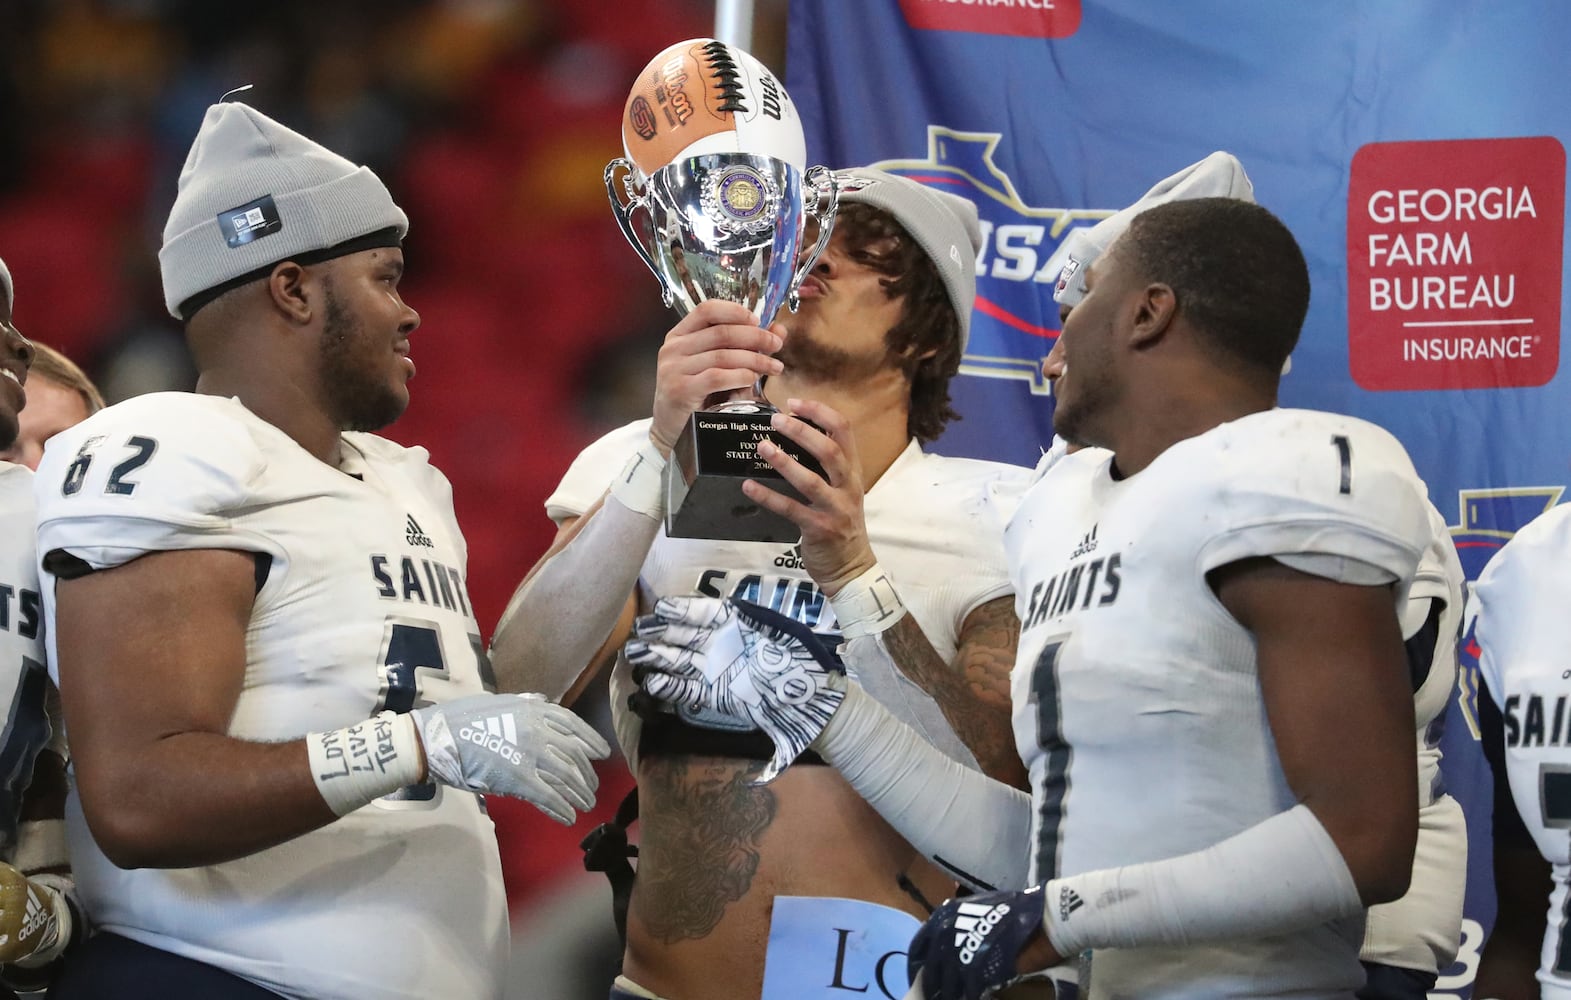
[621,753,955,1000]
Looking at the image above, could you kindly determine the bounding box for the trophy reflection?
[606,39,839,542]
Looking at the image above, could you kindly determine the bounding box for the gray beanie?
[1047,151,1254,306]
[835,168,983,354]
[0,256,10,313]
[159,101,409,319]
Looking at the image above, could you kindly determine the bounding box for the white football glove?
[412,693,611,824]
[625,596,846,783]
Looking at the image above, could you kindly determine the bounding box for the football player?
[34,102,609,1000]
[0,258,84,996]
[634,197,1437,999]
[1042,156,1466,1000]
[1472,503,1571,998]
[489,168,1030,1000]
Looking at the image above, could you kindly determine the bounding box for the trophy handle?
[605,157,675,308]
[786,165,840,312]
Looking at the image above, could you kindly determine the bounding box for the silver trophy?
[606,151,839,542]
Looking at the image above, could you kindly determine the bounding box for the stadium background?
[2,3,1560,998]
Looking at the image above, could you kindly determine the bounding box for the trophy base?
[665,410,826,543]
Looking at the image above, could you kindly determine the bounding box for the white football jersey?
[33,393,506,1000]
[548,418,1027,766]
[0,462,51,862]
[1362,504,1467,974]
[1473,502,1571,998]
[1006,409,1433,1000]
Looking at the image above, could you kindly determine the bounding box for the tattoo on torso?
[632,756,777,943]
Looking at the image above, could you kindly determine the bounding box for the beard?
[775,323,897,385]
[319,285,407,433]
[1049,400,1094,448]
[1048,366,1116,451]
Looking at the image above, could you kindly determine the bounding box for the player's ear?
[265,261,313,326]
[1128,282,1177,350]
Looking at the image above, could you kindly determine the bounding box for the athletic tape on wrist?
[829,564,907,639]
[609,437,667,521]
[12,820,67,875]
[306,712,425,816]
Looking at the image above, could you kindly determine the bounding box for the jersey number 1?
[1030,639,1070,882]
[1330,434,1352,495]
[1543,764,1571,976]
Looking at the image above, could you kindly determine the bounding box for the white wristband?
[306,712,426,817]
[12,819,67,875]
[609,437,667,520]
[828,564,907,639]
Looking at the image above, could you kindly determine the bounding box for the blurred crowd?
[0,0,784,963]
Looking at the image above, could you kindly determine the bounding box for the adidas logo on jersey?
[773,544,805,569]
[405,514,433,549]
[1070,524,1098,559]
[953,900,1010,965]
[459,714,524,766]
[1058,886,1084,921]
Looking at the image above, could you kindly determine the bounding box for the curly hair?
[833,203,963,442]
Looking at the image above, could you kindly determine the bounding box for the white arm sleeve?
[490,442,664,701]
[814,683,1032,891]
[1042,803,1362,953]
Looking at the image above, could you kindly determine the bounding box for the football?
[621,38,806,177]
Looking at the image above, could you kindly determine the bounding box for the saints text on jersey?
[1501,689,1571,748]
[371,554,471,617]
[1019,534,1121,632]
[0,582,39,641]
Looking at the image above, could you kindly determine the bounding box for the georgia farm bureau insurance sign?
[1348,136,1566,391]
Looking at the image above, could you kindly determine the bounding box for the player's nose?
[1041,335,1066,383]
[1,323,34,375]
[397,297,419,336]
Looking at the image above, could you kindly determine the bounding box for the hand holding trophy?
[606,38,838,543]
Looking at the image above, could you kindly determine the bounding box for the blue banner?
[787,2,1571,994]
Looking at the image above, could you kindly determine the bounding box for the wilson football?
[621,38,805,177]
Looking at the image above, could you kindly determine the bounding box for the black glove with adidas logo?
[906,885,1051,1000]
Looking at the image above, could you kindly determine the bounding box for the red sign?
[1348,136,1565,390]
[898,0,1082,38]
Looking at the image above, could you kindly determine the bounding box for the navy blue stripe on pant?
[49,932,286,1000]
[1357,960,1438,1000]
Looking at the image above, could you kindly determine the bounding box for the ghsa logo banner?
[867,127,1111,394]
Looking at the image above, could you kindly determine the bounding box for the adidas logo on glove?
[459,715,524,766]
[18,889,45,942]
[953,900,1011,965]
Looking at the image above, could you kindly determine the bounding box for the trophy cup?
[606,39,840,543]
